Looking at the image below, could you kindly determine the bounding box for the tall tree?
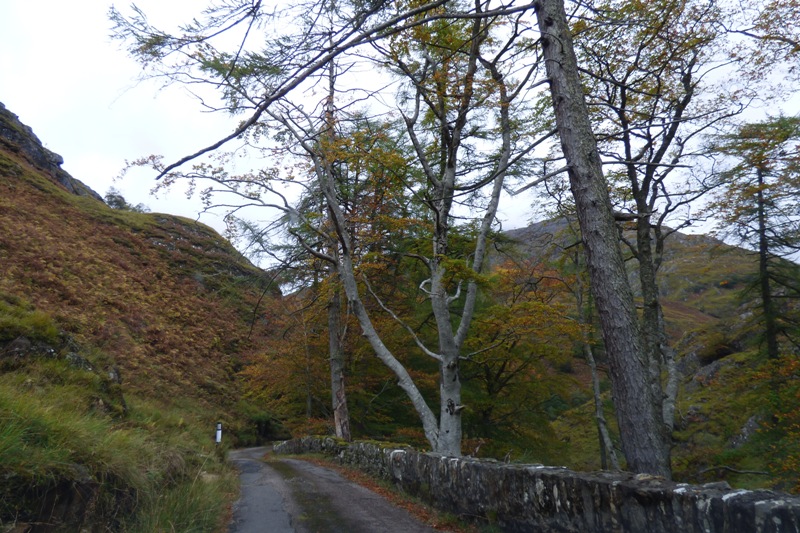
[322,5,352,441]
[359,0,547,455]
[110,0,438,443]
[269,2,547,455]
[570,0,745,439]
[707,115,800,358]
[534,0,671,476]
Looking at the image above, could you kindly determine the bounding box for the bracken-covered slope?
[0,102,285,529]
[0,101,283,415]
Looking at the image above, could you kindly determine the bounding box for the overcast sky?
[14,1,799,245]
[0,1,263,232]
[0,1,545,238]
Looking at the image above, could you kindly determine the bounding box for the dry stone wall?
[274,437,800,532]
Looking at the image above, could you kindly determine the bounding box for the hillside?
[0,103,282,530]
[504,219,758,335]
[1,95,798,528]
[505,218,800,493]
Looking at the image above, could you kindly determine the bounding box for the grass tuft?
[0,357,238,531]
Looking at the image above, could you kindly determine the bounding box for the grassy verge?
[124,465,238,533]
[0,356,238,532]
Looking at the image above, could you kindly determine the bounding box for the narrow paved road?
[228,447,439,533]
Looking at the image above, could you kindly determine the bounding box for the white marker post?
[215,422,222,445]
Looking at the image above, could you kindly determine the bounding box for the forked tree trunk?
[535,0,671,477]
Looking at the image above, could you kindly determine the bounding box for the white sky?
[0,1,540,237]
[0,1,260,232]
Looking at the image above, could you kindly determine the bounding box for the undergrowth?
[0,293,59,344]
[550,346,800,493]
[0,356,237,532]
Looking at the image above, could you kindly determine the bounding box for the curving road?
[227,447,439,533]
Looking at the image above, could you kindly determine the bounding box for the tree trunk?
[575,258,620,471]
[322,31,352,441]
[317,162,443,451]
[438,354,463,455]
[661,326,679,432]
[635,217,675,453]
[431,259,463,456]
[328,286,352,441]
[338,250,442,450]
[535,0,671,477]
[584,342,620,471]
[757,167,780,359]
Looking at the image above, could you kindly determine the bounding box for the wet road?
[227,447,439,533]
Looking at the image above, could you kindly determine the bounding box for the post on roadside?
[216,422,222,446]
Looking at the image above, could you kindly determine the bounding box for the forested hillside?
[5,0,800,527]
[247,208,800,492]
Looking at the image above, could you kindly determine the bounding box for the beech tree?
[277,112,420,443]
[273,2,548,455]
[112,0,455,444]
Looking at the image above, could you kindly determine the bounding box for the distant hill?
[504,218,758,334]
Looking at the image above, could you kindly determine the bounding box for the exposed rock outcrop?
[0,101,103,201]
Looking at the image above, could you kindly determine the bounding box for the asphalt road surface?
[227,447,439,533]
